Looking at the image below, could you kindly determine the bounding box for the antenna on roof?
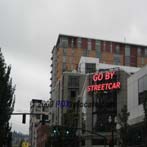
[124,37,126,43]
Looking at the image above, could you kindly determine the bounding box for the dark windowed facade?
[68,76,79,88]
[92,91,117,132]
[85,63,96,73]
[128,123,145,146]
[138,75,147,104]
[89,70,119,133]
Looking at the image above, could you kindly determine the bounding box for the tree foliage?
[0,49,15,146]
[117,105,130,147]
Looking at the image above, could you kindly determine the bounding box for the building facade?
[127,65,147,146]
[76,57,140,147]
[29,99,50,147]
[51,34,147,92]
[51,72,86,127]
[50,34,147,147]
[36,124,49,147]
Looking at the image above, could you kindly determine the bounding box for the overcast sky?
[0,0,147,134]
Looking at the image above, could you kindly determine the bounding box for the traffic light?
[22,114,26,124]
[65,128,70,137]
[66,130,70,135]
[51,126,77,137]
[52,126,60,137]
[64,127,76,138]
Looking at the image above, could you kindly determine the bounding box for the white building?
[77,57,141,147]
[78,56,140,74]
[29,99,50,147]
[128,65,147,125]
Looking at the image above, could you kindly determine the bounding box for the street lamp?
[108,116,117,147]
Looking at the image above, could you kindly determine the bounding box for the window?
[88,39,92,50]
[62,63,66,72]
[141,57,144,65]
[71,49,74,55]
[68,76,79,88]
[60,37,68,48]
[71,38,74,48]
[137,48,141,56]
[70,90,76,97]
[103,41,106,52]
[125,56,130,66]
[114,54,121,65]
[115,45,120,54]
[125,45,130,56]
[35,106,41,112]
[145,48,147,57]
[96,40,101,58]
[110,42,113,53]
[83,49,88,57]
[63,48,66,55]
[85,63,96,73]
[138,75,147,104]
[36,115,40,120]
[63,56,66,63]
[96,40,101,51]
[130,56,137,66]
[69,57,72,64]
[77,38,82,48]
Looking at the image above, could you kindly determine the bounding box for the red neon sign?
[87,71,121,92]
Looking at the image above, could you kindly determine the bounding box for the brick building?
[36,124,49,147]
[51,34,147,91]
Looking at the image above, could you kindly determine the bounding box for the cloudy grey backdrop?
[0,0,147,134]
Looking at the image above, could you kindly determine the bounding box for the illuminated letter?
[98,73,103,81]
[108,83,112,90]
[94,85,97,91]
[93,74,98,82]
[110,71,115,79]
[87,86,91,92]
[105,83,109,90]
[116,82,121,89]
[93,73,103,81]
[101,84,105,90]
[105,72,110,80]
[56,100,61,107]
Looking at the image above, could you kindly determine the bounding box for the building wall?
[29,100,50,147]
[51,35,147,103]
[117,71,129,114]
[51,72,86,127]
[80,69,132,147]
[128,65,147,125]
[36,124,49,147]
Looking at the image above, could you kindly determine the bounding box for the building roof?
[56,34,147,48]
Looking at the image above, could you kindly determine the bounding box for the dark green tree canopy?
[0,49,15,146]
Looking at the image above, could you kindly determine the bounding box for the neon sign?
[87,71,121,92]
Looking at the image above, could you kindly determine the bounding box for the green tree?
[117,105,130,147]
[0,49,15,146]
[143,97,147,146]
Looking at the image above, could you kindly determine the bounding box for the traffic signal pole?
[11,112,48,124]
